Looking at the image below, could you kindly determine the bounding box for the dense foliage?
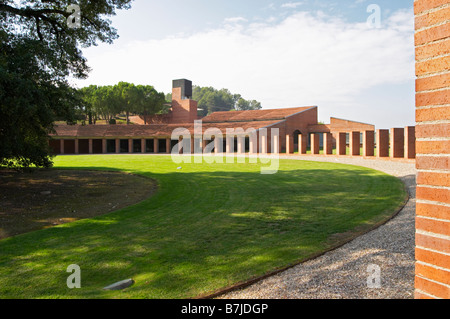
[79,83,167,124]
[193,86,262,117]
[0,0,133,169]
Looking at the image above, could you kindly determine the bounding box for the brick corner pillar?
[414,0,450,300]
[286,134,294,154]
[363,131,375,157]
[349,131,361,156]
[323,133,333,155]
[390,128,405,159]
[405,126,416,159]
[310,133,320,155]
[336,132,347,156]
[376,129,389,158]
[298,134,307,155]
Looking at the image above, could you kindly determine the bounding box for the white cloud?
[281,2,304,9]
[224,16,248,24]
[75,9,415,127]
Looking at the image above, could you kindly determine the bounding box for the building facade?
[50,79,381,156]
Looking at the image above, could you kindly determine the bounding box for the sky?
[72,0,416,129]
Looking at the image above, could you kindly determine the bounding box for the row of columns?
[54,136,267,155]
[57,138,173,155]
[53,126,415,159]
[286,126,415,159]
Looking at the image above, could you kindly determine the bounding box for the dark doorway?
[92,139,103,154]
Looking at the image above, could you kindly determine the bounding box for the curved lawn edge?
[197,161,411,299]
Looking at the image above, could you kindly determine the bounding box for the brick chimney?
[171,79,198,123]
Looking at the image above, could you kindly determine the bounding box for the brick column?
[298,134,307,155]
[226,137,234,154]
[128,139,133,153]
[191,137,195,154]
[336,132,346,156]
[405,126,416,159]
[153,138,158,154]
[115,139,120,154]
[166,138,171,154]
[271,134,280,154]
[214,137,222,155]
[311,133,320,155]
[323,133,333,155]
[414,0,450,300]
[74,139,79,155]
[363,131,375,157]
[60,139,65,155]
[286,134,294,154]
[237,136,245,154]
[376,129,389,158]
[88,139,93,154]
[390,128,405,159]
[249,135,257,155]
[141,139,146,153]
[349,131,360,156]
[102,139,107,154]
[260,134,267,154]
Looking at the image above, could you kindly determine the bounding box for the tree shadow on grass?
[0,165,408,299]
[225,174,416,299]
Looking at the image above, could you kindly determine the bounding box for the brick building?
[50,79,376,155]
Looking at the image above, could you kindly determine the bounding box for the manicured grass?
[0,155,406,299]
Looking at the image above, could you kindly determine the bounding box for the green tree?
[78,83,166,124]
[192,85,262,116]
[0,0,133,169]
[135,85,166,124]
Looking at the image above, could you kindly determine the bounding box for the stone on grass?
[103,279,135,291]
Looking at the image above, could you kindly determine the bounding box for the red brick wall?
[329,118,375,133]
[281,107,319,152]
[171,87,199,124]
[414,0,450,299]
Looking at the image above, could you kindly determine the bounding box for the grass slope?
[0,155,406,299]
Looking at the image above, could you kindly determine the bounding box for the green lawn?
[0,155,406,299]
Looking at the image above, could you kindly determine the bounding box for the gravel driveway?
[219,156,416,299]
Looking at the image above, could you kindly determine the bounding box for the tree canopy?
[0,0,133,169]
[79,83,166,124]
[193,86,262,117]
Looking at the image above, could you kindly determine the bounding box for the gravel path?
[218,155,416,299]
